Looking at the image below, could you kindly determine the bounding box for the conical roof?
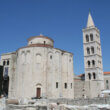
[87,12,95,27]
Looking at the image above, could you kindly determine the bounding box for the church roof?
[27,34,54,42]
[87,12,95,28]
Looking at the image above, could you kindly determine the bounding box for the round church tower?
[12,34,74,99]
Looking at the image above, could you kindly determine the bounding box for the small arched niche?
[36,54,42,64]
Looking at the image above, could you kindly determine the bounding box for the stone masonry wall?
[74,79,85,99]
[4,97,110,110]
[48,97,110,106]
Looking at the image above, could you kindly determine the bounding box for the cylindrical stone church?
[1,35,74,99]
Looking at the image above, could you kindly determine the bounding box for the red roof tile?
[104,72,110,75]
[78,74,85,77]
[78,72,110,77]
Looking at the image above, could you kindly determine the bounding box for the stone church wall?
[74,79,85,99]
[5,46,74,99]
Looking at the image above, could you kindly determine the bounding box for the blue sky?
[0,0,110,75]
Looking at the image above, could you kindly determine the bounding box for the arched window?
[56,82,58,88]
[91,47,94,54]
[86,35,89,42]
[64,83,67,89]
[106,80,109,89]
[87,61,90,67]
[3,61,6,66]
[88,73,91,80]
[7,60,9,65]
[106,80,108,84]
[87,47,90,54]
[93,73,96,79]
[90,33,93,41]
[92,60,95,66]
[50,55,52,59]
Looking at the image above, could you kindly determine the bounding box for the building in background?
[104,72,110,90]
[74,72,110,98]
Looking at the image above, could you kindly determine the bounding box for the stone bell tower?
[82,12,104,98]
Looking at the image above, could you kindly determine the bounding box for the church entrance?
[37,88,41,98]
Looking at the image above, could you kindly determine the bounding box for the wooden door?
[37,88,41,98]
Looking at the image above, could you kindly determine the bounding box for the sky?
[0,0,110,75]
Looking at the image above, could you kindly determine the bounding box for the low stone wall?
[49,97,110,106]
[6,105,47,110]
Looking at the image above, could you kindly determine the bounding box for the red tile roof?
[78,74,84,77]
[104,72,110,75]
[77,72,110,77]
